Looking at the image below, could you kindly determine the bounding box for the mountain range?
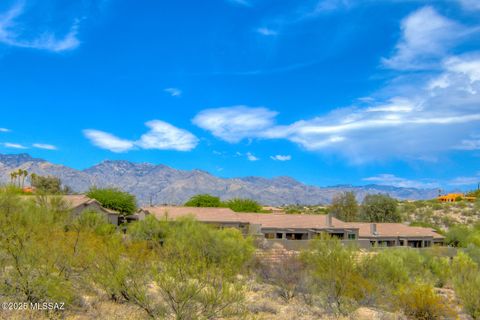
[0,153,439,205]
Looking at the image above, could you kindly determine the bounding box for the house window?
[348,233,356,240]
[276,233,283,239]
[330,232,344,239]
[265,233,275,239]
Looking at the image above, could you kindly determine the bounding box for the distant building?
[62,195,120,225]
[261,206,285,214]
[22,195,120,225]
[438,193,476,202]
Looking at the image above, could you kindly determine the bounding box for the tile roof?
[142,206,444,239]
[20,195,118,214]
[349,222,444,239]
[143,206,351,229]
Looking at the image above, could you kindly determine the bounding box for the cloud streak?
[33,143,58,150]
[193,52,480,162]
[3,142,27,149]
[0,2,80,52]
[164,88,182,97]
[382,6,463,70]
[270,154,291,161]
[246,152,259,161]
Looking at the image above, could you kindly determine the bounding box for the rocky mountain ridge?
[0,153,439,205]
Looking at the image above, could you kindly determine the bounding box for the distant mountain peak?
[0,153,45,167]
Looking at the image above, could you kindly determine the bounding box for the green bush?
[184,194,222,207]
[452,252,480,319]
[446,224,480,247]
[300,235,367,315]
[87,187,137,215]
[154,218,254,319]
[330,191,359,221]
[128,214,167,242]
[224,198,262,213]
[360,194,401,222]
[395,282,454,319]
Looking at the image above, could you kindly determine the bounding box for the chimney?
[326,213,333,227]
[370,223,378,235]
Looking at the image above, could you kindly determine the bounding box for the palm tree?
[9,171,16,185]
[20,169,28,188]
[30,173,37,187]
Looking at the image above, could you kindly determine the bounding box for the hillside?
[0,153,439,205]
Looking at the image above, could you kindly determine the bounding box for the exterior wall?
[260,239,371,251]
[71,202,120,225]
[359,236,439,248]
[260,228,358,241]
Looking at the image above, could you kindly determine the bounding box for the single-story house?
[348,222,444,247]
[21,195,120,225]
[62,195,120,225]
[139,206,444,248]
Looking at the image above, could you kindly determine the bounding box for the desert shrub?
[0,195,77,305]
[87,187,137,215]
[421,251,452,288]
[184,194,222,207]
[464,244,480,265]
[70,210,116,235]
[255,252,305,302]
[446,224,480,247]
[330,191,358,221]
[360,194,401,223]
[225,198,263,212]
[88,234,159,317]
[395,282,454,319]
[154,218,254,319]
[300,235,367,315]
[360,251,409,306]
[452,252,480,319]
[30,174,69,194]
[441,215,456,228]
[127,214,167,243]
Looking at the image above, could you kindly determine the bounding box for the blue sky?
[1,0,480,191]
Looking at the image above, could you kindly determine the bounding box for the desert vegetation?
[184,194,265,213]
[1,186,480,319]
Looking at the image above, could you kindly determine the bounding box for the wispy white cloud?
[363,174,439,189]
[382,6,468,71]
[270,154,291,161]
[0,2,80,52]
[246,152,259,161]
[33,143,57,150]
[164,87,182,97]
[458,0,480,11]
[83,130,135,153]
[448,172,480,186]
[457,138,480,150]
[3,142,28,149]
[192,106,278,143]
[136,120,198,151]
[0,128,10,132]
[194,49,480,162]
[84,120,198,153]
[256,28,278,36]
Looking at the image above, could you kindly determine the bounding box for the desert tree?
[330,191,359,222]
